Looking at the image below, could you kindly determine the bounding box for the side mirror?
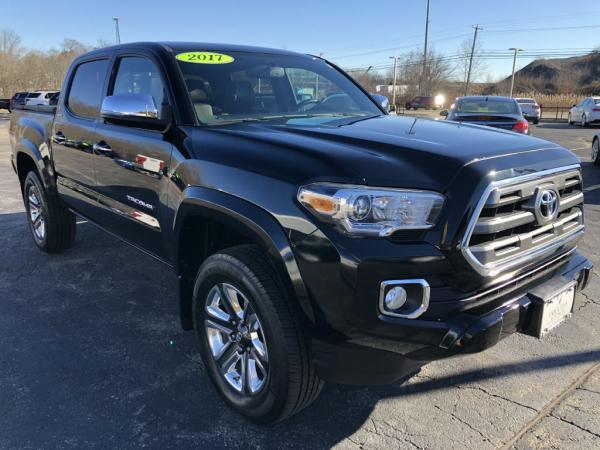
[389,105,396,113]
[371,94,390,112]
[101,94,167,128]
[440,110,449,117]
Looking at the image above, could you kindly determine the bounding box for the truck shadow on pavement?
[1,210,599,449]
[582,161,600,206]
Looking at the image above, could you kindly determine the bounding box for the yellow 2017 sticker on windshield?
[176,52,234,64]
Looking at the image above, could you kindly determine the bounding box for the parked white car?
[24,91,59,107]
[568,97,600,127]
[592,133,600,165]
[515,98,541,124]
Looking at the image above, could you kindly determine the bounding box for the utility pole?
[389,56,398,109]
[464,25,482,96]
[113,17,121,44]
[508,48,523,98]
[422,0,430,95]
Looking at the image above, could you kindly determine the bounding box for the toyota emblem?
[535,188,559,224]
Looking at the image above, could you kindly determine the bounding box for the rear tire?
[192,245,323,424]
[533,119,539,125]
[592,138,600,166]
[23,171,76,253]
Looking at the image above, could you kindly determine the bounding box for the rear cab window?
[66,59,110,119]
[457,99,518,114]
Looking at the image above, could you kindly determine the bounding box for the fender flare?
[173,186,315,328]
[14,132,55,193]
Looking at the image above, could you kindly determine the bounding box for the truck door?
[92,54,173,260]
[52,57,109,218]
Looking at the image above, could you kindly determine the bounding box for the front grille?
[462,165,585,276]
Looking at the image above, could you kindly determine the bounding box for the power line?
[486,24,600,33]
[344,48,599,73]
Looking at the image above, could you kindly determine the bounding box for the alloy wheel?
[593,139,599,162]
[204,283,269,395]
[28,186,45,241]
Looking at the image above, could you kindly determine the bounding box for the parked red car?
[405,96,436,110]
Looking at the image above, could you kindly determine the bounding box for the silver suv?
[515,98,541,124]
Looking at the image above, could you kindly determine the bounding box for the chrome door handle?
[93,142,112,155]
[52,132,66,144]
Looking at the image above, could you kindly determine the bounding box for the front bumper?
[311,251,592,385]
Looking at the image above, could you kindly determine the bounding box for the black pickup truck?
[9,42,592,423]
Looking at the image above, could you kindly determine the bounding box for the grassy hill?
[498,51,600,95]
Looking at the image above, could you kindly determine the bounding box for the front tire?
[192,245,323,424]
[592,138,600,166]
[23,171,76,253]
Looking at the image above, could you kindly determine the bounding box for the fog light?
[384,286,407,310]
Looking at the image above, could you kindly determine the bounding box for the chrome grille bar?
[462,165,584,276]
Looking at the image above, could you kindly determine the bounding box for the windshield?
[456,98,519,114]
[174,50,382,125]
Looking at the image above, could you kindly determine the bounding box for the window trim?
[107,51,172,114]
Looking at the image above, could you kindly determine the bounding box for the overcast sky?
[3,0,600,80]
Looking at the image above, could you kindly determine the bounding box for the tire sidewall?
[23,172,48,249]
[192,254,291,422]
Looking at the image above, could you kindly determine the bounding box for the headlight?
[298,183,445,237]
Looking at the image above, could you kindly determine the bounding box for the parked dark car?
[48,91,60,106]
[9,42,591,424]
[442,95,530,134]
[9,92,29,112]
[405,95,436,110]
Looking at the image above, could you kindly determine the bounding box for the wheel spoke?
[220,283,244,320]
[205,287,231,322]
[248,314,268,362]
[247,352,265,393]
[250,348,267,376]
[33,215,43,228]
[241,350,249,394]
[220,346,243,392]
[206,318,234,334]
[28,194,39,208]
[218,341,240,370]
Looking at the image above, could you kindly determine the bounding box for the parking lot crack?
[434,404,492,445]
[549,413,600,438]
[457,385,537,412]
[577,386,600,395]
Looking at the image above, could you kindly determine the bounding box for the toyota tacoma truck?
[9,42,592,424]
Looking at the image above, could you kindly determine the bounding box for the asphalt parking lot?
[0,111,599,449]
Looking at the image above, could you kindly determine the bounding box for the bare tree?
[0,29,22,56]
[0,32,91,97]
[457,36,486,84]
[398,48,453,96]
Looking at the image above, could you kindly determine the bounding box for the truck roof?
[81,41,307,58]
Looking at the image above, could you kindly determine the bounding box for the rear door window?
[66,59,109,119]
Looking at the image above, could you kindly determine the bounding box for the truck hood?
[190,115,576,192]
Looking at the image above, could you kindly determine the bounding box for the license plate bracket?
[524,278,576,338]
